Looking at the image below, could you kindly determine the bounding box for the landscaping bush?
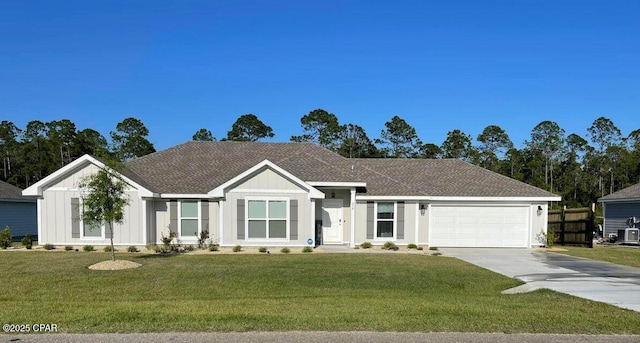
[407,243,418,249]
[429,246,438,251]
[360,241,372,249]
[209,245,219,252]
[280,247,290,254]
[232,245,242,252]
[21,233,33,249]
[160,231,176,247]
[64,245,74,251]
[382,241,398,251]
[127,245,139,253]
[103,245,117,252]
[198,230,209,249]
[417,246,424,251]
[184,245,195,252]
[0,226,12,249]
[302,246,313,253]
[258,247,268,253]
[83,245,95,252]
[43,243,55,250]
[431,251,443,256]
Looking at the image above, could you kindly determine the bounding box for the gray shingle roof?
[124,141,558,198]
[0,180,26,200]
[353,158,558,197]
[599,182,640,202]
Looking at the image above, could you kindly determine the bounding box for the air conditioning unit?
[617,228,640,244]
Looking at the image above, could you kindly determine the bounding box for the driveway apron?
[441,248,640,312]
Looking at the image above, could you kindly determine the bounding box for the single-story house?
[23,141,560,248]
[598,182,640,238]
[0,180,37,239]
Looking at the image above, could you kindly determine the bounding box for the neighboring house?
[23,141,560,248]
[598,182,640,238]
[0,180,37,239]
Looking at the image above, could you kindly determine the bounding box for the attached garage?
[429,204,531,248]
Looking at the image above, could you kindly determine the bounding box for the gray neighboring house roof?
[124,141,558,199]
[0,180,31,201]
[599,182,640,202]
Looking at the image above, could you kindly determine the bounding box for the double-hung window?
[180,200,199,238]
[375,202,395,239]
[247,198,288,240]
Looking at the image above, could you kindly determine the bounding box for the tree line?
[2,110,639,207]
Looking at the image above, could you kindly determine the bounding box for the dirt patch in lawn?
[88,260,141,270]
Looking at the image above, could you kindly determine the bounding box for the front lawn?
[556,245,640,268]
[1,252,639,333]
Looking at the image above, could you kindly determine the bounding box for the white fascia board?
[160,194,210,199]
[306,181,367,188]
[355,195,562,202]
[598,197,640,203]
[208,159,325,199]
[22,154,154,197]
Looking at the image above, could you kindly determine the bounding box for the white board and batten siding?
[429,204,532,248]
[38,163,144,246]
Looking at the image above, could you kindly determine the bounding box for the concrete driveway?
[441,248,640,312]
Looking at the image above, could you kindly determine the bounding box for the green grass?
[1,252,639,333]
[556,245,640,268]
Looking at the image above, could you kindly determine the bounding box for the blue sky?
[1,0,638,151]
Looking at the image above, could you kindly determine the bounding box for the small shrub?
[160,231,176,247]
[232,245,242,252]
[360,241,372,249]
[83,245,95,252]
[127,245,139,253]
[302,246,313,253]
[429,246,438,251]
[64,245,74,251]
[209,245,219,252]
[417,246,424,251]
[382,241,397,250]
[0,226,12,249]
[146,244,157,252]
[258,247,268,253]
[198,230,209,249]
[407,243,418,249]
[21,233,33,249]
[43,243,55,250]
[184,245,195,251]
[431,251,443,256]
[280,247,290,254]
[103,245,117,252]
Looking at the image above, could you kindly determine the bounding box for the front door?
[322,199,343,244]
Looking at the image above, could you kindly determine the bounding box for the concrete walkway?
[441,248,640,312]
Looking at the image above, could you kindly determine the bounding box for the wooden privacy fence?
[548,206,595,248]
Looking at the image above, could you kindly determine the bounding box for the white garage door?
[430,205,530,247]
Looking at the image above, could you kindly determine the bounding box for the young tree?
[376,115,422,158]
[226,114,274,142]
[192,128,215,141]
[79,166,129,261]
[110,117,156,161]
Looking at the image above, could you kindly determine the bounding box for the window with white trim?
[80,200,104,240]
[180,200,199,238]
[375,202,395,238]
[247,198,288,239]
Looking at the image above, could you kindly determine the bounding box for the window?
[376,202,395,238]
[83,221,103,238]
[247,199,288,239]
[180,201,199,237]
[80,200,104,239]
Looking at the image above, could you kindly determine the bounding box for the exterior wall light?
[537,205,543,216]
[420,204,426,215]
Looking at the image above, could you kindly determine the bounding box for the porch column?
[310,198,316,245]
[350,188,356,247]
